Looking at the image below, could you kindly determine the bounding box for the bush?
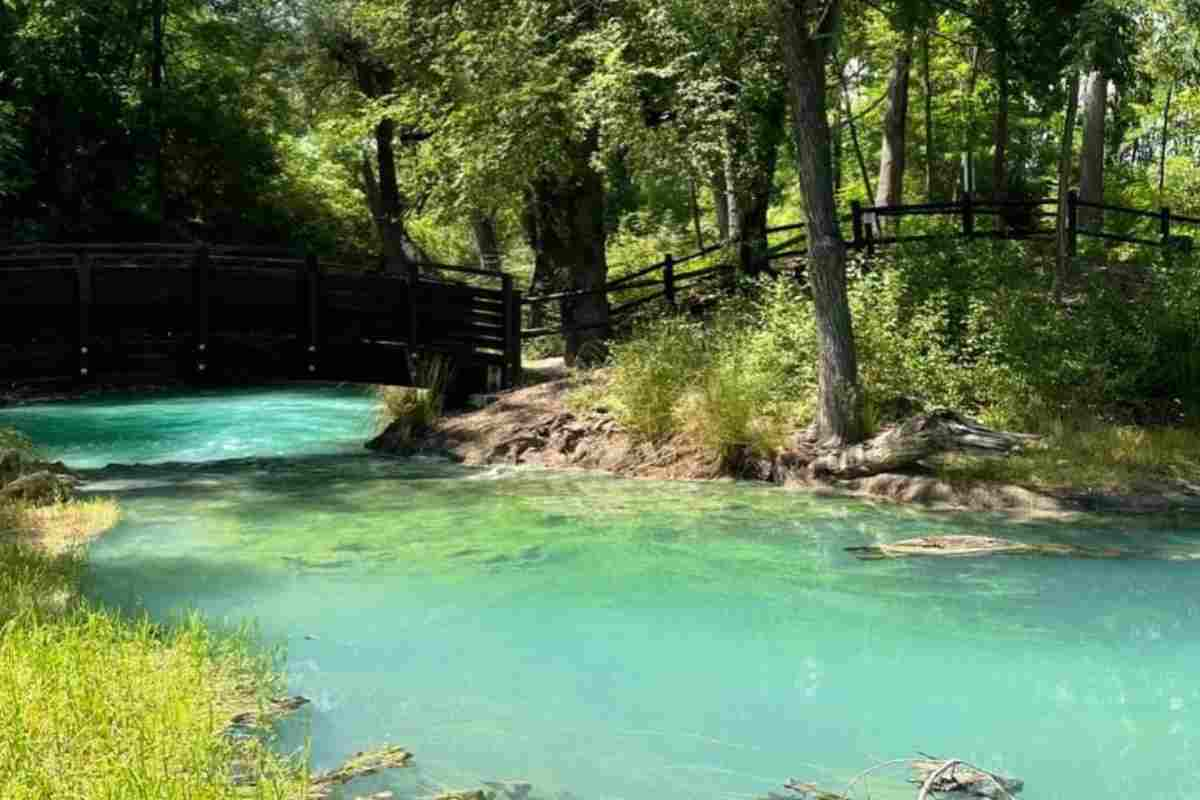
[604,284,812,458]
[600,238,1200,460]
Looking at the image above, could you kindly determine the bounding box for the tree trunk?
[956,46,981,199]
[520,191,557,331]
[710,172,731,241]
[1078,70,1106,228]
[807,411,1033,478]
[729,97,786,275]
[922,29,934,202]
[990,0,1009,200]
[875,34,913,232]
[373,118,414,273]
[688,177,705,250]
[775,0,864,447]
[837,57,875,205]
[530,133,610,365]
[152,0,165,236]
[470,210,502,272]
[1160,78,1175,202]
[1056,70,1081,288]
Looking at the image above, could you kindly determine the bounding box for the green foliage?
[604,281,814,458]
[849,241,1200,428]
[374,355,452,445]
[603,238,1200,462]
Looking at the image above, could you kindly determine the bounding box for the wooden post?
[1161,206,1172,246]
[962,191,975,239]
[1067,190,1079,258]
[851,201,864,249]
[305,253,321,377]
[864,217,876,258]
[663,254,676,309]
[192,245,210,379]
[75,251,92,383]
[502,274,520,389]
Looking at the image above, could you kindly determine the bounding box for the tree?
[875,31,914,223]
[774,0,864,446]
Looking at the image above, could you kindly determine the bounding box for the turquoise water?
[6,388,1200,799]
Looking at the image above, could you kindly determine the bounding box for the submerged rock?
[0,470,77,504]
[847,534,1125,560]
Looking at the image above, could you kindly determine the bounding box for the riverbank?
[0,433,312,799]
[370,366,1200,517]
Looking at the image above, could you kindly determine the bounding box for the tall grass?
[0,597,308,799]
[0,425,310,799]
[374,354,452,446]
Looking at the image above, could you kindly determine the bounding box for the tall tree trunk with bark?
[521,191,557,331]
[710,171,731,241]
[991,0,1009,200]
[775,0,864,447]
[1056,71,1081,288]
[1160,79,1175,202]
[876,34,913,231]
[727,95,786,275]
[152,0,165,236]
[470,210,502,272]
[922,29,934,202]
[1078,70,1107,228]
[529,133,610,365]
[837,57,875,205]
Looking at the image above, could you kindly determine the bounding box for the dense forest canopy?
[2,0,1199,443]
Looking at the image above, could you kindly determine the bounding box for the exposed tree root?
[806,411,1037,480]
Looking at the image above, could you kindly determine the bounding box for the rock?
[0,448,26,485]
[0,470,76,504]
[435,793,486,800]
[847,534,1125,560]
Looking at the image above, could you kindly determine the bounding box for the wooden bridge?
[0,244,521,400]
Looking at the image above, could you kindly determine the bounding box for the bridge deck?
[0,244,521,398]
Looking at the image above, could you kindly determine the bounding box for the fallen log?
[808,411,1036,480]
[847,534,1126,560]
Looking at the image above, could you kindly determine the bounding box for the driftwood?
[911,759,1022,799]
[808,411,1036,479]
[308,745,413,798]
[228,694,311,729]
[847,534,1126,560]
[786,756,1022,800]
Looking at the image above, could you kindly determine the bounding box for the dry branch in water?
[786,756,1023,800]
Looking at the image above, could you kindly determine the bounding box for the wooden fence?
[522,193,1198,342]
[0,243,522,394]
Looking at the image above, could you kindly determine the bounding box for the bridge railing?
[0,244,522,391]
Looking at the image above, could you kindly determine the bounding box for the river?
[5,386,1200,799]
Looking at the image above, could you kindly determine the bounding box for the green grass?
[934,423,1200,492]
[0,427,311,799]
[0,594,309,799]
[374,354,452,447]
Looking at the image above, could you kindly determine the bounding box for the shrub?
[374,354,452,448]
[601,237,1200,460]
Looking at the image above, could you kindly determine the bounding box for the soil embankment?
[370,368,1200,517]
